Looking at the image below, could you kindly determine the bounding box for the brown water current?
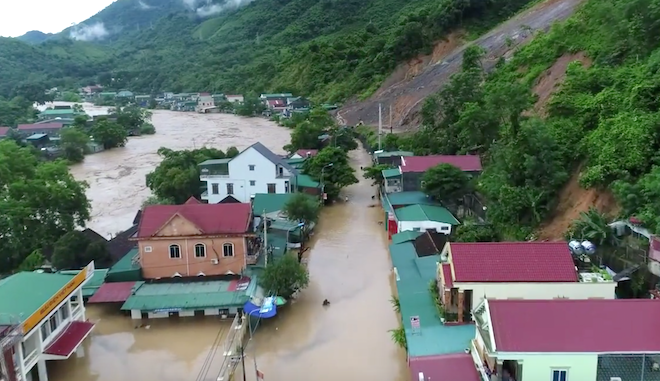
[52,106,407,381]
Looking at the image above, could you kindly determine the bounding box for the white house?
[0,262,95,381]
[437,242,616,324]
[225,95,244,104]
[195,95,215,113]
[200,142,298,203]
[471,298,660,381]
[393,204,460,235]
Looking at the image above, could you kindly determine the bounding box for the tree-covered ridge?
[1,0,535,101]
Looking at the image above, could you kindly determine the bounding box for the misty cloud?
[183,0,255,17]
[138,1,154,9]
[70,22,109,41]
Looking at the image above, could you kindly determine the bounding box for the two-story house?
[438,242,616,324]
[135,198,257,279]
[400,155,483,192]
[200,142,298,204]
[392,204,460,236]
[471,299,660,381]
[196,94,216,113]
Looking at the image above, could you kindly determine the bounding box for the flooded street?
[68,105,292,237]
[50,103,406,381]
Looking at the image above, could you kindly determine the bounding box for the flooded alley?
[68,106,292,237]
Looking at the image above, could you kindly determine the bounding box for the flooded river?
[50,105,407,381]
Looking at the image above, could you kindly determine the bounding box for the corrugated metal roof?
[252,193,295,215]
[296,174,319,188]
[401,155,482,173]
[59,269,108,297]
[395,204,460,225]
[409,354,480,381]
[375,151,414,158]
[88,282,137,303]
[391,231,423,245]
[382,168,401,178]
[106,248,141,283]
[385,191,434,207]
[138,203,251,238]
[120,279,254,311]
[199,158,231,165]
[248,142,298,175]
[0,272,74,324]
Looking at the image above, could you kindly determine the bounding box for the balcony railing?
[471,340,492,381]
[200,172,229,178]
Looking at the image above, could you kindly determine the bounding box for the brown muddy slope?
[338,0,586,131]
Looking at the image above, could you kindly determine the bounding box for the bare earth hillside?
[338,0,586,131]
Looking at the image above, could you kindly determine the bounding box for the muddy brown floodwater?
[51,104,406,381]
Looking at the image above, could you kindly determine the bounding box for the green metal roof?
[26,133,48,140]
[391,230,423,245]
[99,92,117,96]
[121,280,253,311]
[40,109,77,116]
[394,204,460,225]
[382,168,401,178]
[59,269,108,297]
[106,248,142,283]
[261,93,293,98]
[286,157,306,165]
[0,272,75,324]
[375,151,414,158]
[253,193,295,215]
[199,158,231,165]
[389,242,474,356]
[296,174,319,188]
[385,191,434,207]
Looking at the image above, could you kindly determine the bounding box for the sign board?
[256,370,264,380]
[410,316,421,330]
[23,261,95,334]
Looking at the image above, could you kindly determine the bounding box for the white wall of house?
[12,286,88,381]
[204,147,293,203]
[455,281,616,308]
[398,220,453,235]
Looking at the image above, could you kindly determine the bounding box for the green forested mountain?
[16,31,54,44]
[0,0,534,101]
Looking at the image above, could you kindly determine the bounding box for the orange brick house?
[135,198,257,279]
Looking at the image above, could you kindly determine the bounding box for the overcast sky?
[0,0,115,37]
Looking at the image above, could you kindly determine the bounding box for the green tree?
[146,147,225,203]
[363,164,393,186]
[303,146,358,200]
[140,123,156,135]
[17,250,45,272]
[91,119,128,149]
[283,193,321,239]
[72,115,88,129]
[52,230,110,270]
[259,254,310,299]
[226,146,240,158]
[142,195,176,208]
[0,140,90,272]
[235,94,266,116]
[286,120,325,152]
[569,208,619,247]
[60,127,89,163]
[422,164,472,205]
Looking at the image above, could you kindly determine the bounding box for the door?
[267,183,276,193]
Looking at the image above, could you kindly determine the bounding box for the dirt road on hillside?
[338,0,585,131]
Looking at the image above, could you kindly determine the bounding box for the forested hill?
[0,0,535,101]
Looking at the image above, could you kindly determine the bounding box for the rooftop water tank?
[569,240,584,255]
[582,240,596,255]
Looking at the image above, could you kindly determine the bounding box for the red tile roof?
[488,299,660,352]
[88,282,136,303]
[0,127,10,136]
[441,264,453,289]
[295,149,318,157]
[401,155,482,172]
[17,122,64,130]
[449,242,577,283]
[184,197,201,204]
[137,203,251,238]
[409,354,480,381]
[43,321,95,357]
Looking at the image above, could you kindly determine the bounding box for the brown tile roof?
[488,299,660,352]
[17,122,64,130]
[409,354,480,381]
[295,149,318,158]
[137,203,252,238]
[0,127,10,136]
[184,197,201,204]
[441,264,453,289]
[449,242,578,283]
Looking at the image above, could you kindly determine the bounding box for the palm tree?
[570,208,620,247]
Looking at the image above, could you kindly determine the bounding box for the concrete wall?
[205,146,292,203]
[454,281,616,308]
[514,354,598,381]
[398,220,452,235]
[138,216,247,278]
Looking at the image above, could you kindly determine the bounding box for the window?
[49,315,57,333]
[40,324,49,341]
[227,183,234,195]
[169,244,181,259]
[249,165,255,171]
[60,305,69,321]
[267,183,276,193]
[250,180,256,186]
[144,246,152,253]
[212,183,219,195]
[440,226,450,231]
[194,243,206,258]
[412,227,421,231]
[552,369,568,381]
[285,181,289,192]
[223,243,234,257]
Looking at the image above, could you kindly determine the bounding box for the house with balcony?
[471,299,660,381]
[0,262,96,381]
[134,198,259,279]
[200,142,298,204]
[400,155,482,192]
[437,242,617,324]
[391,204,460,237]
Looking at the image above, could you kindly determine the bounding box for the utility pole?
[390,104,393,134]
[378,103,383,150]
[241,344,247,381]
[263,209,268,267]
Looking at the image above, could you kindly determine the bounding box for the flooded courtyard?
[53,106,407,381]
